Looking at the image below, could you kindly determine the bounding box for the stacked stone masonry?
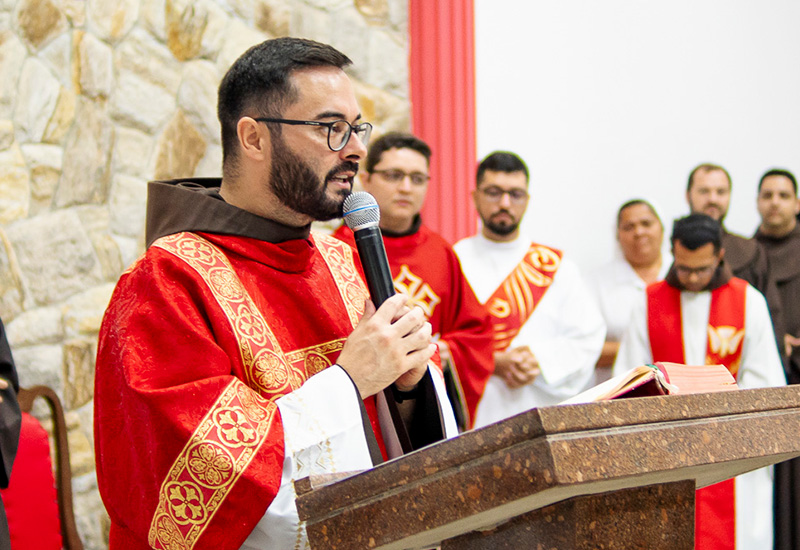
[0,0,411,547]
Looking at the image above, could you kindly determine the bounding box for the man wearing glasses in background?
[613,213,784,550]
[334,133,494,431]
[94,38,457,550]
[454,151,605,428]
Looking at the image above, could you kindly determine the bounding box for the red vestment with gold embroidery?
[95,231,380,550]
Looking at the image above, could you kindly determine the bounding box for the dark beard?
[483,213,519,236]
[269,137,356,221]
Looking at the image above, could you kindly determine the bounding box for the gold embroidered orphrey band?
[486,242,562,351]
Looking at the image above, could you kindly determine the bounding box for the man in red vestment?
[333,132,493,430]
[615,214,785,550]
[94,38,456,550]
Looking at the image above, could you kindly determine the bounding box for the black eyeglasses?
[675,264,718,277]
[254,118,373,152]
[372,169,430,186]
[478,186,529,203]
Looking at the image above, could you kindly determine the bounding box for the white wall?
[475,0,800,273]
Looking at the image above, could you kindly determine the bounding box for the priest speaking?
[93,37,457,550]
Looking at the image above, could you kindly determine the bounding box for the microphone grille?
[343,192,380,230]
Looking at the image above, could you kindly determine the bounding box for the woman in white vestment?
[588,200,669,373]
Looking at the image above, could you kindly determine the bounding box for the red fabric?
[696,479,736,550]
[95,232,378,549]
[646,281,684,363]
[0,412,62,550]
[484,242,563,352]
[334,224,493,428]
[646,278,747,549]
[646,278,746,377]
[705,278,748,378]
[409,0,477,243]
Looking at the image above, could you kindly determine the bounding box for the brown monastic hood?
[145,178,311,248]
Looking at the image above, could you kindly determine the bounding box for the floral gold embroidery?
[305,351,332,376]
[214,408,259,447]
[175,237,215,265]
[314,232,368,329]
[233,304,268,346]
[153,514,188,550]
[154,233,292,398]
[236,385,271,423]
[252,349,290,392]
[186,442,235,488]
[147,381,276,549]
[208,268,245,301]
[165,481,208,525]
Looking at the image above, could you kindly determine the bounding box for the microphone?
[343,192,418,455]
[342,192,396,307]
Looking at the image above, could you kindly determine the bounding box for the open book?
[561,362,738,405]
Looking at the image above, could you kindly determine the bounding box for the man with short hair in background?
[686,163,771,294]
[753,168,800,550]
[454,151,605,428]
[614,213,785,550]
[334,132,493,430]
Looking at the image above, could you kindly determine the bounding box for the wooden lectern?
[295,386,800,549]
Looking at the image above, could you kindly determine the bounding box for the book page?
[560,365,658,405]
[655,362,737,394]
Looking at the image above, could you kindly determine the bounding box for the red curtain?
[409,0,477,244]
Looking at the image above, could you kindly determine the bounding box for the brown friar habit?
[723,230,769,292]
[755,223,800,550]
[724,229,783,352]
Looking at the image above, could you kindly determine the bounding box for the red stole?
[646,277,748,550]
[485,243,563,351]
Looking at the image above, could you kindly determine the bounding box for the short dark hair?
[217,37,352,175]
[476,151,529,187]
[671,213,723,253]
[365,132,432,173]
[687,163,731,192]
[758,168,798,195]
[617,199,662,228]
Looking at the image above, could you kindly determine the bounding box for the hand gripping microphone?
[342,192,396,307]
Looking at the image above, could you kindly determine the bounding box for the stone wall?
[0,0,411,547]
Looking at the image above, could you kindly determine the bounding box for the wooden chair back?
[17,386,83,550]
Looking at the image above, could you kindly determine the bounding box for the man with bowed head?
[454,151,605,428]
[614,213,785,550]
[94,38,457,550]
[334,132,493,430]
